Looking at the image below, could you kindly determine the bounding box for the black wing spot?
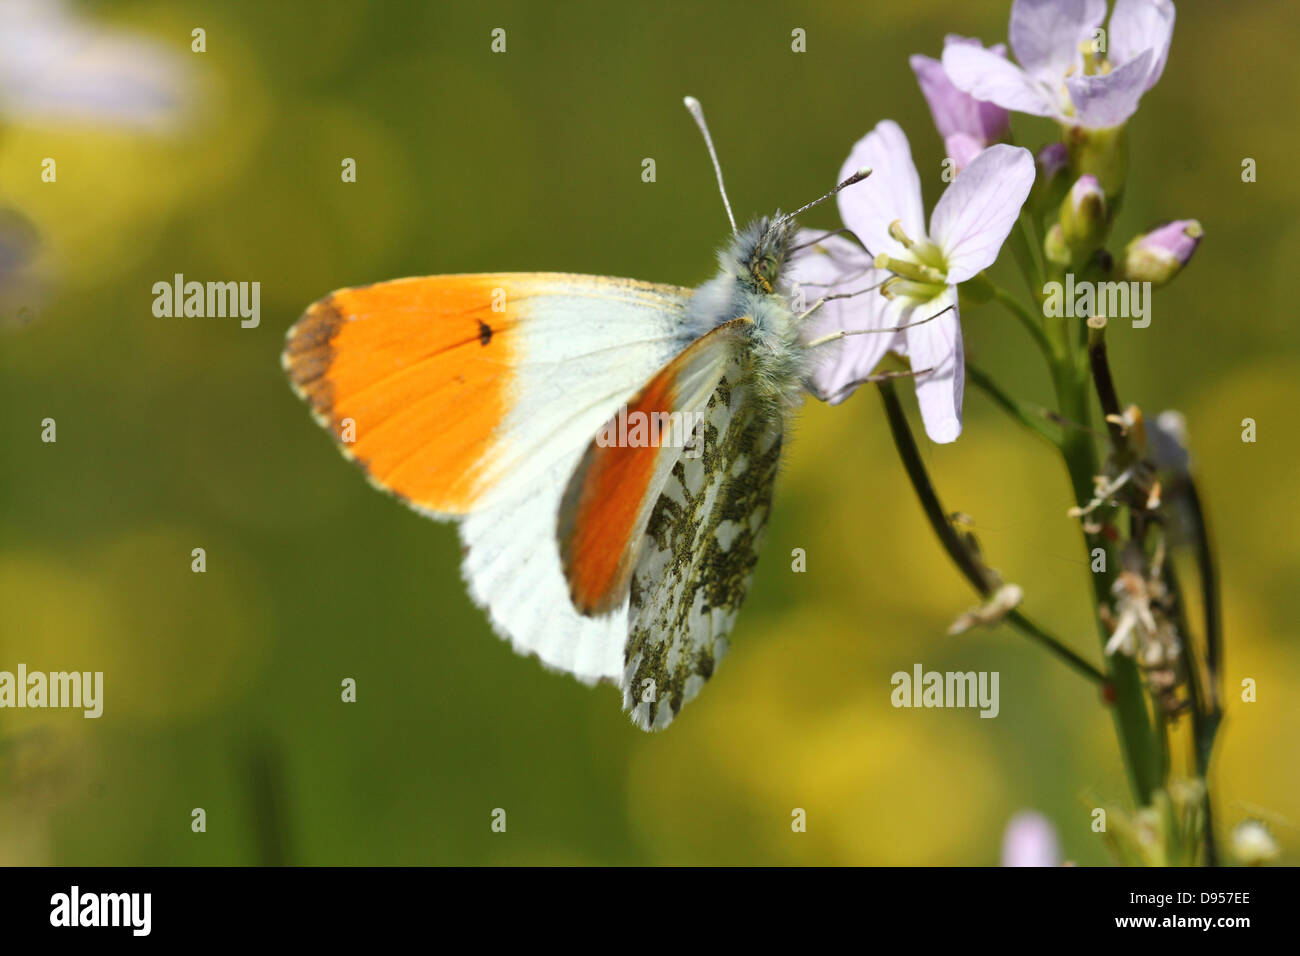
[478,320,493,346]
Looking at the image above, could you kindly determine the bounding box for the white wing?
[461,276,701,682]
[284,272,695,684]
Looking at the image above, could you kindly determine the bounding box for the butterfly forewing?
[284,273,695,685]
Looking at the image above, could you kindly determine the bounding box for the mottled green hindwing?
[622,364,783,730]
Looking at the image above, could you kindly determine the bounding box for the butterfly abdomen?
[747,292,809,413]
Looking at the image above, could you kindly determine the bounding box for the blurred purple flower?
[0,0,190,131]
[910,36,1011,172]
[0,206,43,330]
[1001,811,1062,866]
[0,208,37,277]
[942,0,1176,130]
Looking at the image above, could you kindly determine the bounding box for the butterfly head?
[737,215,795,295]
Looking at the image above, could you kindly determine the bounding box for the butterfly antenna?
[775,167,872,229]
[683,96,737,236]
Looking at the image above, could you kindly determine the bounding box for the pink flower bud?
[1060,175,1108,251]
[1123,220,1204,286]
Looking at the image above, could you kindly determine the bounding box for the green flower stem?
[1009,209,1044,298]
[1050,322,1161,806]
[991,283,1054,361]
[1086,320,1129,453]
[1185,479,1224,717]
[1163,562,1220,866]
[966,361,1061,447]
[1184,484,1225,860]
[877,378,1105,686]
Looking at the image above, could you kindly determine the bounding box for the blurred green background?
[2,0,1298,865]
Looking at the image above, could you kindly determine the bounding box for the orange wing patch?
[558,317,752,616]
[283,275,515,515]
[560,370,677,615]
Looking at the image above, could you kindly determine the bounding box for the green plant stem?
[1163,561,1220,866]
[1009,210,1044,299]
[877,379,1105,685]
[966,361,1060,446]
[992,283,1054,361]
[1053,325,1161,805]
[1086,321,1130,454]
[1185,480,1223,714]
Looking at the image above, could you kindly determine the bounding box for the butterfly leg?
[802,302,955,348]
[802,365,935,404]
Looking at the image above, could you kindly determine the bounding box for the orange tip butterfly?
[283,97,880,730]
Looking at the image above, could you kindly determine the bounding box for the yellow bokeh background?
[1,0,1297,864]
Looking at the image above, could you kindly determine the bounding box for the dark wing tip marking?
[283,296,347,419]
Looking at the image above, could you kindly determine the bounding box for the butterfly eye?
[755,255,779,285]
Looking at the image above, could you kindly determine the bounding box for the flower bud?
[1043,222,1071,267]
[1059,175,1109,255]
[1064,123,1129,202]
[1122,220,1203,286]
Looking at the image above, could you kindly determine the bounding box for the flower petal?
[1009,0,1107,80]
[910,53,971,143]
[905,287,964,443]
[941,43,1057,118]
[1066,48,1153,128]
[1109,0,1175,90]
[929,144,1035,284]
[821,294,911,406]
[913,49,1006,145]
[918,37,1013,148]
[836,120,925,260]
[788,231,897,405]
[1001,812,1061,867]
[975,94,1012,145]
[944,133,984,172]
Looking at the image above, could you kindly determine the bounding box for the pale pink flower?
[942,0,1176,130]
